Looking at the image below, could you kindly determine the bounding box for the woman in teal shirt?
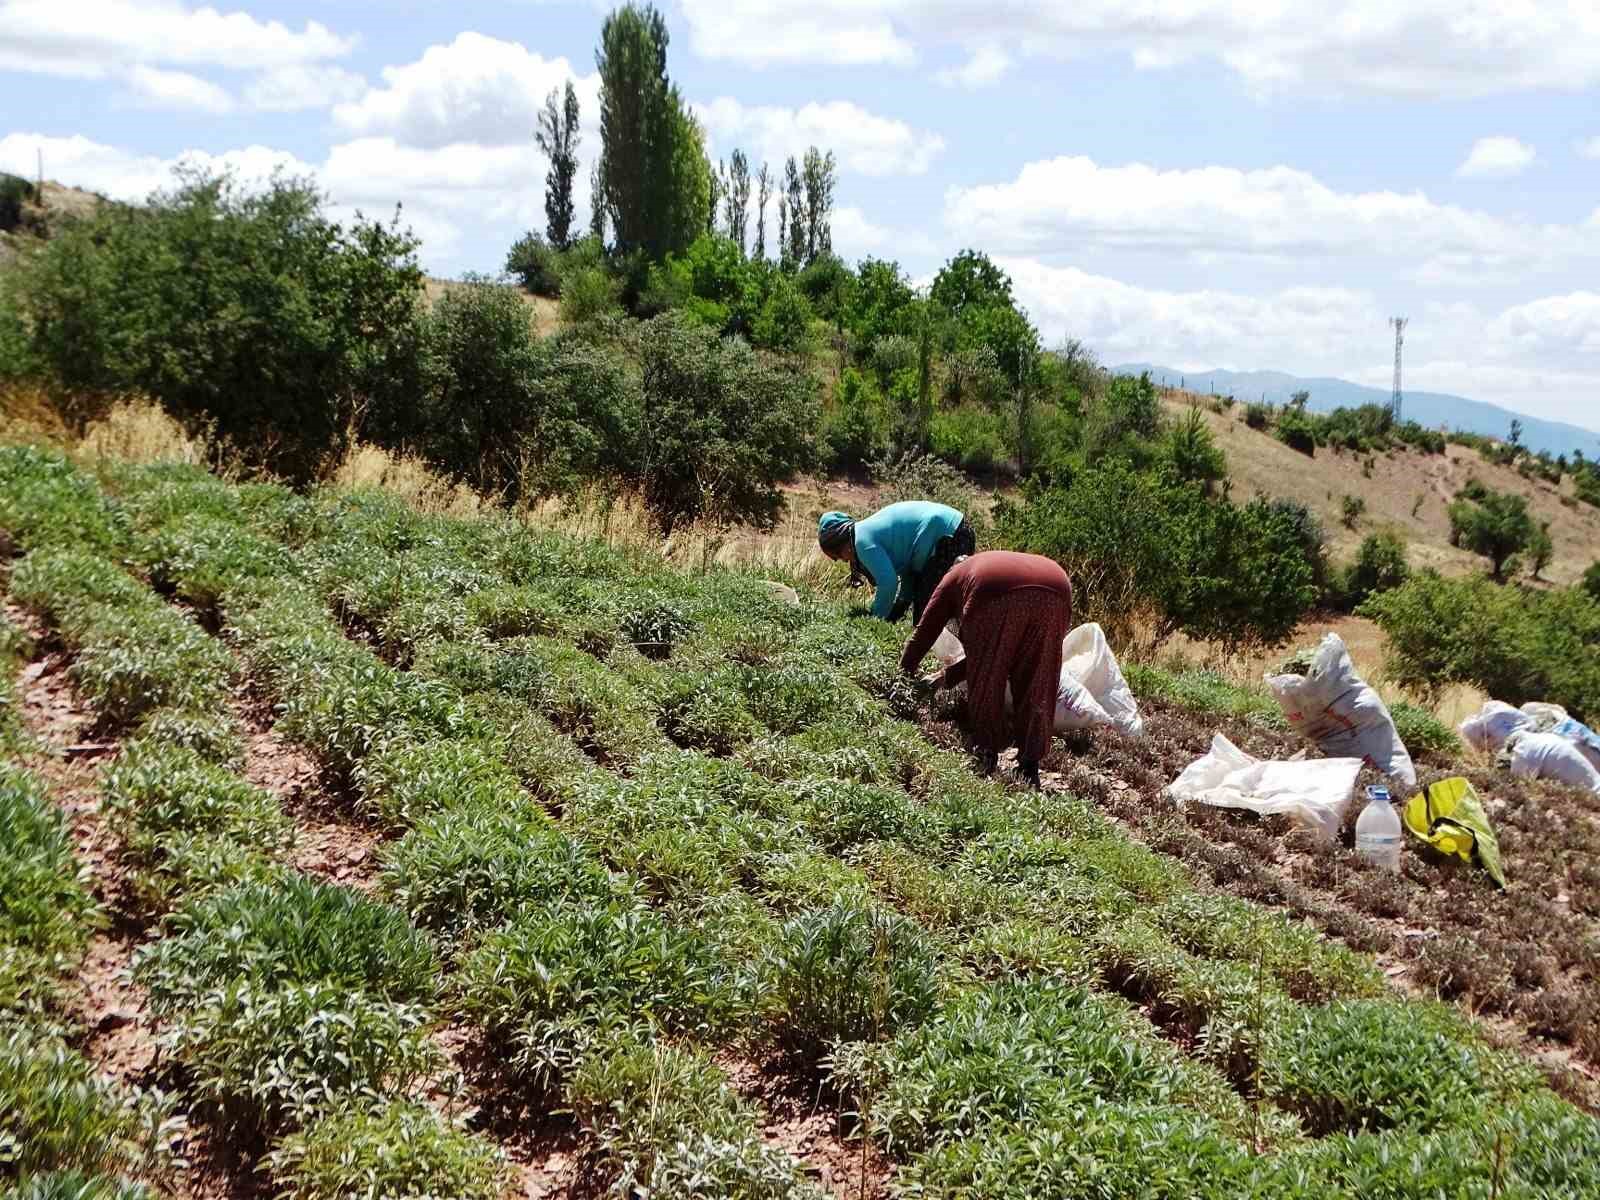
[817,501,975,622]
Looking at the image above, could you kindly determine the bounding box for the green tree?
[753,162,771,261]
[634,313,818,530]
[1529,520,1555,581]
[723,149,751,254]
[800,147,836,263]
[504,232,562,297]
[6,168,423,482]
[1448,486,1536,582]
[1583,561,1600,602]
[1340,531,1410,609]
[847,259,914,349]
[594,3,705,259]
[782,156,804,269]
[929,249,1014,320]
[534,81,581,248]
[1164,406,1227,489]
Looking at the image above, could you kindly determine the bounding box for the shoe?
[1014,760,1042,789]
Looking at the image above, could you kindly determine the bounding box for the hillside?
[1160,389,1600,587]
[1118,363,1600,460]
[0,179,106,266]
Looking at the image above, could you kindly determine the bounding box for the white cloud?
[333,32,598,150]
[944,155,1597,283]
[1579,136,1600,160]
[0,0,353,76]
[126,64,233,113]
[830,205,938,260]
[935,45,1010,89]
[695,98,944,177]
[678,1,1600,99]
[1456,136,1536,179]
[0,133,314,202]
[243,65,366,113]
[1486,291,1600,358]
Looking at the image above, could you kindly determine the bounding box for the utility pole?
[1389,316,1408,423]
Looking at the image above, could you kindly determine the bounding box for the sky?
[3,0,1599,434]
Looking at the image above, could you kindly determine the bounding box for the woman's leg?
[1009,591,1071,779]
[952,595,1015,762]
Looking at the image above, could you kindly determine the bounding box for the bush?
[1584,561,1600,602]
[1448,484,1536,581]
[1339,493,1366,529]
[166,980,441,1130]
[762,900,940,1054]
[0,1025,173,1180]
[270,1101,508,1200]
[1335,531,1409,610]
[1163,407,1227,486]
[504,230,562,296]
[1389,701,1461,757]
[1360,571,1600,718]
[822,368,891,472]
[5,170,424,482]
[1244,402,1272,430]
[0,173,33,233]
[751,276,812,352]
[633,313,818,531]
[1276,408,1317,456]
[930,402,1010,473]
[558,264,622,325]
[133,877,437,1014]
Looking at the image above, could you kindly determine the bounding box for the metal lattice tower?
[1389,316,1408,423]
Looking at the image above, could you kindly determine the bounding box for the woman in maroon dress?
[900,551,1073,788]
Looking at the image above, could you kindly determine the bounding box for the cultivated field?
[3,444,1600,1199]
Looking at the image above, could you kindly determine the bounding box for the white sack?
[1060,623,1144,737]
[1168,733,1362,843]
[1459,701,1529,754]
[1265,633,1417,790]
[1507,731,1600,795]
[927,623,1140,736]
[1550,717,1600,773]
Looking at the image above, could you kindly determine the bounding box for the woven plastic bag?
[1059,623,1143,737]
[1458,701,1529,754]
[1265,633,1417,789]
[1168,732,1362,842]
[1504,731,1600,795]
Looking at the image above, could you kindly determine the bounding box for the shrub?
[1336,531,1409,610]
[1360,571,1600,718]
[0,1025,174,1181]
[762,900,940,1054]
[380,804,612,938]
[558,264,621,325]
[0,447,129,556]
[930,402,1010,473]
[822,368,891,472]
[133,877,437,1014]
[751,276,812,352]
[1244,401,1272,430]
[1340,493,1366,529]
[1,1172,153,1200]
[6,170,424,482]
[1276,408,1317,456]
[1389,701,1462,757]
[504,230,562,296]
[165,980,441,1131]
[1448,484,1536,581]
[568,1037,821,1200]
[1163,407,1227,486]
[1584,561,1600,602]
[269,1101,508,1200]
[0,765,97,1013]
[455,900,741,1082]
[633,312,818,531]
[0,173,33,232]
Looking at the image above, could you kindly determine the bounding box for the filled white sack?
[1459,701,1529,754]
[1059,623,1143,737]
[930,623,1142,737]
[1168,733,1362,843]
[1265,633,1417,790]
[1506,731,1600,795]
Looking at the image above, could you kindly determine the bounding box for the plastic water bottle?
[1355,785,1402,873]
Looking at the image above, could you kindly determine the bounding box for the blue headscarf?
[817,511,854,554]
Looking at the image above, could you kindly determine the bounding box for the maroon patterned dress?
[900,551,1073,765]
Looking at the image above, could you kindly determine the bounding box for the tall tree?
[776,195,789,269]
[595,3,707,258]
[534,81,581,248]
[800,147,836,264]
[588,162,606,242]
[724,149,751,255]
[753,161,771,260]
[783,155,803,269]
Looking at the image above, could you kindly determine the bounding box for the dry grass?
[0,381,72,445]
[330,444,488,517]
[77,399,210,467]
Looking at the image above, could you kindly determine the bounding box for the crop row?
[8,445,1600,1197]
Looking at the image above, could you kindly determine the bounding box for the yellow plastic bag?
[1402,777,1506,888]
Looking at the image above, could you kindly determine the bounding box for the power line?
[1389,316,1408,423]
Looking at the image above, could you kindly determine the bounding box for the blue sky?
[4,0,1600,433]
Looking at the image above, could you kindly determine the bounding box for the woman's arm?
[900,574,961,674]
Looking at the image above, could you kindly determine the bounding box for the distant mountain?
[1112,364,1600,460]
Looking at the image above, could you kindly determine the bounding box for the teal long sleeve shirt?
[854,501,964,620]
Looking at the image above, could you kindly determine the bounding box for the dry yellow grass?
[423,277,562,336]
[330,443,488,517]
[76,399,210,467]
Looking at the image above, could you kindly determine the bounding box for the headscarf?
[817,511,855,555]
